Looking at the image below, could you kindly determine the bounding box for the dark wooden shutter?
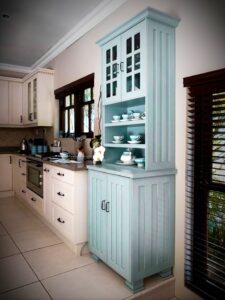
[184,68,225,300]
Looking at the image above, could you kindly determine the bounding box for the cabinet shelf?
[105,119,145,127]
[105,143,145,149]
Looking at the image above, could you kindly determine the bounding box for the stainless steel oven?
[26,158,43,198]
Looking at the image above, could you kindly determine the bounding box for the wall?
[46,0,225,299]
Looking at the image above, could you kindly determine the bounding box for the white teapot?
[120,150,135,163]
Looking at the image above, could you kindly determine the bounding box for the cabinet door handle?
[22,189,26,193]
[101,200,106,210]
[57,172,64,176]
[21,172,26,176]
[57,192,65,197]
[106,201,110,213]
[57,217,65,224]
[31,197,36,202]
[20,115,23,123]
[29,113,33,121]
[44,168,49,172]
[120,62,124,72]
[9,156,12,164]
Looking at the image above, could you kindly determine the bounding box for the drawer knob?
[22,189,26,193]
[44,168,49,172]
[57,217,65,224]
[57,172,64,176]
[57,192,65,197]
[31,197,37,202]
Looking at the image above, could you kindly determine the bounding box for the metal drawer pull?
[31,197,36,202]
[21,172,26,176]
[57,172,64,176]
[57,192,65,197]
[57,217,65,224]
[22,189,26,193]
[106,201,110,213]
[101,200,106,210]
[44,168,49,172]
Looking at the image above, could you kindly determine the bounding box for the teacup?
[112,115,120,121]
[122,114,128,120]
[113,136,124,142]
[133,112,141,119]
[130,135,141,141]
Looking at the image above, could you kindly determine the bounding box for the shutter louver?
[184,69,225,300]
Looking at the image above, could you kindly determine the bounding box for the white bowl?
[113,136,124,141]
[112,115,120,121]
[60,152,69,159]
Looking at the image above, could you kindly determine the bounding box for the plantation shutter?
[184,68,225,300]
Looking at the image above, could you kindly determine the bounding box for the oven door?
[27,161,43,198]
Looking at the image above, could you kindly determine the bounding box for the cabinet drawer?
[52,204,74,241]
[52,180,74,213]
[53,167,75,184]
[26,189,43,214]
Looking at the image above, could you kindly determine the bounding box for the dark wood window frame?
[184,68,225,300]
[55,73,94,138]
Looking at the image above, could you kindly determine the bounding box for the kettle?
[20,138,28,154]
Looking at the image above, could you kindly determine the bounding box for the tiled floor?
[0,196,175,300]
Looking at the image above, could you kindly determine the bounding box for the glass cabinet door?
[121,21,146,100]
[102,37,121,104]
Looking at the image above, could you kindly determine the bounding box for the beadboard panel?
[131,175,175,282]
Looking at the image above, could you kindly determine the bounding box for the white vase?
[77,151,84,162]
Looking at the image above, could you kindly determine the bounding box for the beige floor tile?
[0,224,7,236]
[0,235,19,259]
[11,226,62,252]
[24,243,95,280]
[0,282,51,300]
[0,254,38,293]
[42,262,132,300]
[2,214,46,234]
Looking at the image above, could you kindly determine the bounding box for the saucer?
[120,119,129,122]
[131,117,141,121]
[111,119,120,123]
[112,140,123,144]
[116,160,135,165]
[128,140,142,144]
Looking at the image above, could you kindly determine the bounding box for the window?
[184,68,225,300]
[55,73,94,138]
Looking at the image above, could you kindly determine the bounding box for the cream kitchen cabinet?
[12,155,27,201]
[26,188,43,215]
[22,68,55,126]
[0,78,23,126]
[43,164,88,255]
[0,154,12,192]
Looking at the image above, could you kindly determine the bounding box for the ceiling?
[0,0,127,78]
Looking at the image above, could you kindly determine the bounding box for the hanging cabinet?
[88,7,179,293]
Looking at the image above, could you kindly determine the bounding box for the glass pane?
[126,76,132,92]
[112,46,117,61]
[64,110,68,133]
[65,95,70,107]
[134,53,140,70]
[84,88,91,102]
[70,108,75,133]
[82,105,89,132]
[106,66,111,81]
[134,33,140,50]
[112,81,117,96]
[91,103,94,132]
[106,49,110,64]
[126,37,132,54]
[134,73,140,90]
[112,63,118,78]
[127,56,132,73]
[106,83,111,98]
[71,94,74,105]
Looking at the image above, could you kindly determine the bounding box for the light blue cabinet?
[88,169,175,292]
[98,7,179,171]
[88,6,179,293]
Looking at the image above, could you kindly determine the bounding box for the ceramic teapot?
[120,150,135,163]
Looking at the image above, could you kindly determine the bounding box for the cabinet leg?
[91,253,101,262]
[125,279,144,293]
[159,267,173,278]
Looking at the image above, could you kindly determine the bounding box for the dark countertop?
[0,151,93,171]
